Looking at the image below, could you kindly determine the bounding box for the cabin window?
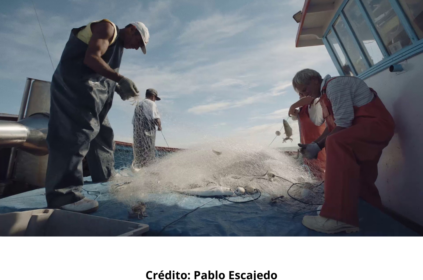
[322,0,423,78]
[344,0,384,65]
[327,30,355,76]
[361,0,412,54]
[334,16,369,74]
[398,0,423,39]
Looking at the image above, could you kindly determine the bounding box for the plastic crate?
[0,209,149,236]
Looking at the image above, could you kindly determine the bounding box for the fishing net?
[111,138,323,210]
[131,99,160,170]
[303,158,325,181]
[114,143,134,170]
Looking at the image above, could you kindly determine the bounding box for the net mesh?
[132,99,158,169]
[112,139,323,211]
[114,143,176,170]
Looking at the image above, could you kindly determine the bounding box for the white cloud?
[187,89,289,115]
[213,122,227,127]
[211,78,249,88]
[177,13,255,46]
[0,0,337,149]
[250,108,290,121]
[270,82,292,96]
[187,102,231,114]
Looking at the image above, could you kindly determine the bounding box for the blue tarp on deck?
[0,181,417,236]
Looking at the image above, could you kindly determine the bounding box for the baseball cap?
[132,22,149,54]
[146,88,160,101]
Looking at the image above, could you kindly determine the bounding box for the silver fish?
[177,185,234,197]
[282,119,293,143]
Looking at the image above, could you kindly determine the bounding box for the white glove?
[298,142,321,160]
[116,77,139,101]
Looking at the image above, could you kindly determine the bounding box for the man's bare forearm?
[155,118,161,128]
[292,96,314,109]
[314,127,330,145]
[84,55,123,82]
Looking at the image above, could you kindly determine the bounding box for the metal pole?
[0,121,28,148]
[6,78,32,180]
[18,78,32,121]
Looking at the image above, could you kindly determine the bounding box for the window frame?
[326,28,357,76]
[322,0,423,80]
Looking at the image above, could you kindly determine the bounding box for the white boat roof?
[295,0,344,48]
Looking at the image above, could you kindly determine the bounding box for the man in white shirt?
[132,88,162,170]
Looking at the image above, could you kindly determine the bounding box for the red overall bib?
[319,78,395,226]
[298,106,327,181]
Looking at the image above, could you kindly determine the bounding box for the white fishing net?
[111,138,323,209]
[131,98,159,170]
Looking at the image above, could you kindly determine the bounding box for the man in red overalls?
[290,69,395,234]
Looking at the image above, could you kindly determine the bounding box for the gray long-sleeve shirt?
[320,75,374,128]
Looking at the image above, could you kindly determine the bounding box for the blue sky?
[0,0,338,149]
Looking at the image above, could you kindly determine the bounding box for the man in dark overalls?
[46,20,150,213]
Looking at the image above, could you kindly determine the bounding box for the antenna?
[32,0,55,71]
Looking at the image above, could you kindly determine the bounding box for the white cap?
[132,22,149,54]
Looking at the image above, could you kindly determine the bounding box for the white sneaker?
[60,198,99,214]
[302,215,359,234]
